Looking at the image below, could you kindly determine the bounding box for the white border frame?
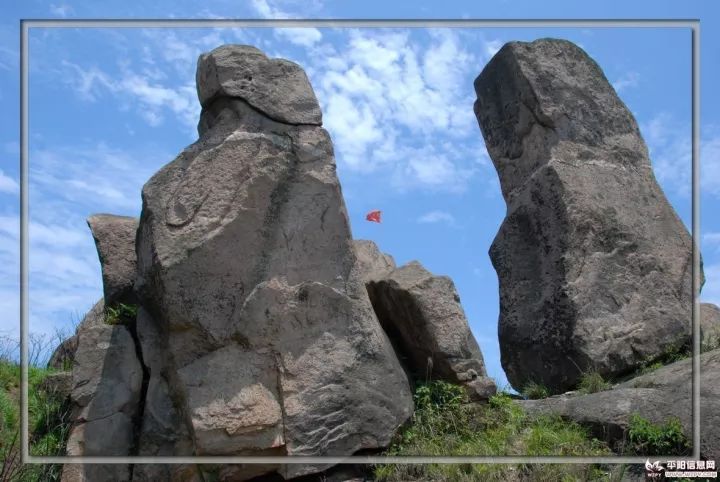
[20,18,701,466]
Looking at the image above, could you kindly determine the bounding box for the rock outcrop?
[520,349,720,460]
[474,38,698,393]
[702,303,720,351]
[88,215,139,306]
[131,45,413,480]
[364,258,496,400]
[62,323,143,482]
[47,299,105,370]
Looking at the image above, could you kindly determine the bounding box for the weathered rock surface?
[196,44,322,126]
[702,303,720,351]
[474,38,698,392]
[352,240,396,282]
[366,261,496,400]
[520,349,720,460]
[132,44,412,480]
[88,215,139,306]
[63,323,143,481]
[47,299,105,370]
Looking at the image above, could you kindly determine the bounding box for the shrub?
[522,381,549,400]
[105,303,139,325]
[577,371,611,394]
[626,414,690,456]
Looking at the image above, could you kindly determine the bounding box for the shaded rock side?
[135,45,413,480]
[474,38,698,393]
[366,261,496,400]
[62,323,143,482]
[87,214,139,306]
[701,303,720,351]
[520,348,720,460]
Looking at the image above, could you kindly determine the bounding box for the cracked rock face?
[63,323,143,482]
[134,44,413,480]
[474,39,699,393]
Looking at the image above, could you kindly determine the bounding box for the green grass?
[105,302,139,325]
[0,359,71,481]
[373,382,611,481]
[577,371,611,394]
[521,381,550,400]
[625,413,690,456]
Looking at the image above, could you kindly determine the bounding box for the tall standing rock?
[135,45,413,480]
[474,39,698,393]
[87,214,139,306]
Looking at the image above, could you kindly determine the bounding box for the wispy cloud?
[641,114,720,199]
[612,71,640,93]
[0,169,18,194]
[417,210,457,227]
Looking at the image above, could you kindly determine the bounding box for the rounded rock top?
[196,44,322,126]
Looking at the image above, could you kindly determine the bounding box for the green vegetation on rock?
[104,302,139,325]
[626,413,690,456]
[577,371,611,394]
[374,381,611,482]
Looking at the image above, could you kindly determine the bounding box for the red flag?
[366,210,382,223]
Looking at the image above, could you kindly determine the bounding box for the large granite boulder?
[365,261,496,400]
[87,214,139,306]
[701,303,720,351]
[474,38,698,393]
[62,323,143,482]
[133,44,413,480]
[520,349,720,460]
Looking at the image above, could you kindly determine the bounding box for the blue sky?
[1,1,718,389]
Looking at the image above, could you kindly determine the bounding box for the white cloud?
[0,169,19,194]
[484,39,503,59]
[250,0,323,47]
[417,210,457,226]
[641,114,720,199]
[60,60,200,132]
[308,29,494,192]
[612,71,640,93]
[641,113,691,197]
[49,4,73,17]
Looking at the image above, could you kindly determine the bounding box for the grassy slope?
[0,360,70,482]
